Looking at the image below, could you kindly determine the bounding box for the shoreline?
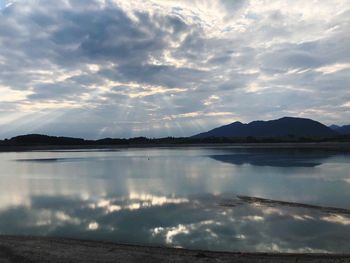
[0,236,349,262]
[1,142,350,152]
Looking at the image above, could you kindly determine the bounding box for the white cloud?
[0,0,349,138]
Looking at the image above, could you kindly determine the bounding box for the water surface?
[0,147,349,253]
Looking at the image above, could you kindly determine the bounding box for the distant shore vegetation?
[1,133,350,147]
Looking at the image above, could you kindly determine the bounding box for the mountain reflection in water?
[209,148,340,167]
[0,147,349,253]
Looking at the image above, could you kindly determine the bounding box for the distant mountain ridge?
[0,117,348,147]
[329,124,350,135]
[193,117,338,138]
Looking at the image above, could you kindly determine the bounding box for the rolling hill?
[193,117,338,138]
[330,125,350,135]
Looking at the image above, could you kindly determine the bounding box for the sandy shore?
[0,236,349,263]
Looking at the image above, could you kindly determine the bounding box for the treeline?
[1,134,350,147]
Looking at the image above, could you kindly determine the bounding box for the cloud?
[1,193,349,252]
[0,0,349,138]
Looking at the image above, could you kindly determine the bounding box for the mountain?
[193,117,338,138]
[6,134,89,145]
[329,124,350,135]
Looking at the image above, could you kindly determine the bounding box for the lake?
[0,146,349,253]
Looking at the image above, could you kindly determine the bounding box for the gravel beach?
[0,236,349,263]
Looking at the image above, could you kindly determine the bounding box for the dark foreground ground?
[0,236,349,263]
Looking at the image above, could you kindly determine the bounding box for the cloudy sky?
[0,0,349,139]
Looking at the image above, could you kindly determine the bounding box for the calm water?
[0,147,349,253]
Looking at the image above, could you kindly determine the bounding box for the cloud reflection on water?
[0,148,350,252]
[0,193,349,253]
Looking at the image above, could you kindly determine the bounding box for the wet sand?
[0,236,349,263]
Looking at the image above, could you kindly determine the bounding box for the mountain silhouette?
[6,134,89,145]
[0,117,347,147]
[329,125,350,135]
[193,117,337,138]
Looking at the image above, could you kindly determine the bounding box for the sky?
[0,0,349,139]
